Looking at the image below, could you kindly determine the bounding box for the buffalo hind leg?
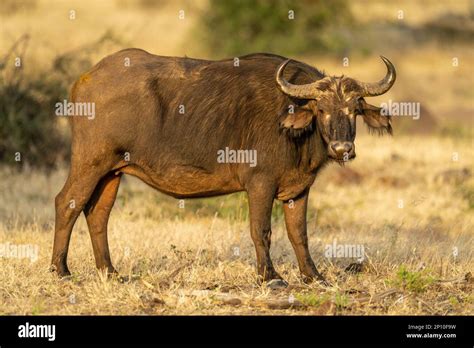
[51,166,109,277]
[84,172,122,275]
[247,181,284,285]
[283,190,327,284]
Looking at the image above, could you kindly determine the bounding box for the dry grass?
[0,135,472,315]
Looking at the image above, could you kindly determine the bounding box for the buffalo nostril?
[329,142,354,158]
[344,142,353,153]
[332,143,345,156]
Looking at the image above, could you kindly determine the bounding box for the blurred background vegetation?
[0,0,473,169]
[199,0,352,56]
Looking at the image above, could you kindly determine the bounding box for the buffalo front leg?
[283,189,326,283]
[84,172,122,275]
[247,182,283,284]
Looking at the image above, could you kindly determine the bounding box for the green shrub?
[295,292,331,307]
[391,265,436,293]
[0,69,68,170]
[0,32,123,169]
[199,0,352,57]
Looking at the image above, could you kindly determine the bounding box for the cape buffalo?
[51,49,395,285]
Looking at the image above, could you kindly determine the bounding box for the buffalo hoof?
[50,264,71,279]
[266,279,289,289]
[302,274,331,287]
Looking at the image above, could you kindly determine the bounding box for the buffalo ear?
[360,98,392,135]
[279,101,316,138]
[279,108,315,138]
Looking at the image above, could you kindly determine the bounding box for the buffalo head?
[276,56,396,162]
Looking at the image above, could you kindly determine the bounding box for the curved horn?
[276,59,324,99]
[358,56,396,97]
